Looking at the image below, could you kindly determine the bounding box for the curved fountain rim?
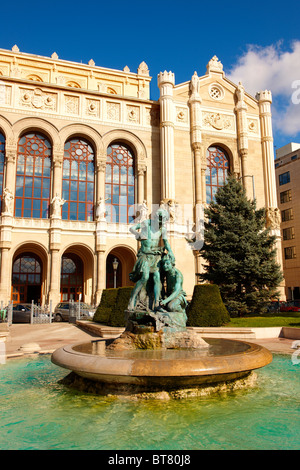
[51,338,273,379]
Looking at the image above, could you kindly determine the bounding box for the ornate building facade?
[0,46,283,307]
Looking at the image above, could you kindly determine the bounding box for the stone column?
[0,248,11,305]
[257,90,277,209]
[235,82,252,198]
[96,158,106,203]
[95,248,106,305]
[157,71,175,201]
[137,164,146,205]
[0,146,16,304]
[48,248,61,306]
[52,151,63,199]
[4,147,17,197]
[257,90,285,298]
[189,72,203,206]
[48,151,64,305]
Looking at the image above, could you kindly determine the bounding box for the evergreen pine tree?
[200,175,283,316]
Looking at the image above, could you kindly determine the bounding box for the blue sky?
[1,0,300,151]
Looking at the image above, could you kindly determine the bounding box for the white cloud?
[227,41,300,138]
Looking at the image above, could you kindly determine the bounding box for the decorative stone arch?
[204,141,236,173]
[105,244,136,288]
[102,129,147,163]
[26,74,43,82]
[0,115,14,143]
[60,243,95,304]
[11,241,49,304]
[12,117,60,150]
[59,123,104,160]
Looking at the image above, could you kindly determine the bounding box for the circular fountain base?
[51,337,272,398]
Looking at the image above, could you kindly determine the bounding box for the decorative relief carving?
[65,95,79,114]
[0,85,11,105]
[176,107,188,123]
[266,207,281,230]
[86,98,100,117]
[20,87,57,111]
[247,118,259,134]
[127,105,140,123]
[202,112,234,131]
[107,102,120,121]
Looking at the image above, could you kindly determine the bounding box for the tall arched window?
[105,143,135,223]
[15,133,51,218]
[62,138,94,221]
[0,133,5,212]
[206,146,229,203]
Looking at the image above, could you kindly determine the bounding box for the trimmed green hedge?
[187,284,230,327]
[93,287,133,327]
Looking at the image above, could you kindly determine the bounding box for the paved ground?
[1,322,298,359]
[3,322,102,358]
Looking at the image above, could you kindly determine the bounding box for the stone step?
[188,327,256,339]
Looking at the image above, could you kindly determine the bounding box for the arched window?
[105,143,135,223]
[15,133,51,218]
[60,253,83,301]
[206,146,229,203]
[62,138,95,221]
[12,253,42,303]
[0,133,5,211]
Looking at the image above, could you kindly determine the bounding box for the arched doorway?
[60,253,83,301]
[106,246,136,289]
[12,253,42,303]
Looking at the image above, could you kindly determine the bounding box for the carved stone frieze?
[64,94,79,114]
[20,87,57,111]
[127,105,140,123]
[202,112,234,131]
[107,101,120,121]
[86,98,100,117]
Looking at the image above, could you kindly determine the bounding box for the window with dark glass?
[284,246,296,260]
[283,227,295,240]
[15,133,51,218]
[62,138,95,221]
[0,133,5,211]
[281,208,293,222]
[105,143,135,223]
[280,189,292,204]
[279,171,290,186]
[206,146,229,203]
[12,253,42,303]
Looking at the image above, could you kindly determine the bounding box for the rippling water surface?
[0,354,299,450]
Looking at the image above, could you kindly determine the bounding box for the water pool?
[0,354,299,450]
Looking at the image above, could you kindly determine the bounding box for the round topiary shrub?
[187,284,230,327]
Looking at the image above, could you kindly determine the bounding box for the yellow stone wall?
[0,47,282,307]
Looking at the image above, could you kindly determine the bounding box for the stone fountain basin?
[51,338,272,389]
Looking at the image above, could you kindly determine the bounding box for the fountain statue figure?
[126,206,187,335]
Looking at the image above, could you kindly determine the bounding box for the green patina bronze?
[126,206,187,334]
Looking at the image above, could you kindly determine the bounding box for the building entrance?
[60,253,83,301]
[12,253,42,303]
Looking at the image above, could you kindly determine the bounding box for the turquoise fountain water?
[0,354,299,450]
